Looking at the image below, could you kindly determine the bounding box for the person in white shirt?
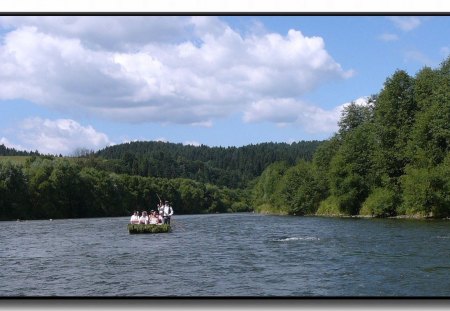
[130,211,140,224]
[149,210,158,225]
[157,200,164,216]
[161,200,174,225]
[139,211,149,224]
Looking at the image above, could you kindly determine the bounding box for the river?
[1,213,449,297]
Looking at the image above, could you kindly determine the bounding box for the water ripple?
[0,214,449,297]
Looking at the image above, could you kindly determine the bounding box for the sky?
[0,15,449,155]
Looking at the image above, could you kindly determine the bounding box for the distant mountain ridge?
[95,140,323,188]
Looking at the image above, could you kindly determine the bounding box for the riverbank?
[255,207,450,220]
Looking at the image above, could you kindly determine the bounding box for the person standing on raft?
[161,200,174,225]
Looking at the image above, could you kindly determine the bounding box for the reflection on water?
[0,213,449,296]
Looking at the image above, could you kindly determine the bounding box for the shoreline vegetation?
[256,208,450,220]
[251,56,450,220]
[1,56,449,222]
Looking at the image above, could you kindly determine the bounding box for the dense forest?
[0,141,320,220]
[252,56,450,218]
[1,56,449,221]
[0,156,253,220]
[94,141,321,188]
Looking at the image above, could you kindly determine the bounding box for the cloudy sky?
[0,15,449,155]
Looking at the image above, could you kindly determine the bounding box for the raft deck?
[128,223,171,234]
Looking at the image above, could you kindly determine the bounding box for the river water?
[1,213,449,297]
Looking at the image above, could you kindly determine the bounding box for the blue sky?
[0,15,448,155]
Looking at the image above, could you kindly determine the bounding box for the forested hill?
[95,140,323,188]
[253,56,450,218]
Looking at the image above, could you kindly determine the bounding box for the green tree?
[312,136,341,199]
[360,187,397,217]
[373,70,416,183]
[329,123,378,215]
[26,158,56,219]
[48,160,86,218]
[400,154,450,218]
[251,161,290,213]
[279,160,322,215]
[338,98,375,138]
[407,61,450,167]
[0,162,30,220]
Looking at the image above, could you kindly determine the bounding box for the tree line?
[0,140,320,220]
[0,157,251,221]
[0,144,41,157]
[94,140,321,188]
[252,56,450,218]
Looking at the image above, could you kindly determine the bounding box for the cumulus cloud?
[243,98,301,124]
[243,98,341,134]
[12,118,111,155]
[0,16,352,126]
[0,16,192,50]
[243,96,370,134]
[388,16,422,31]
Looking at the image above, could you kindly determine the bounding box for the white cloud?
[243,98,340,134]
[243,96,370,134]
[388,17,422,31]
[0,17,352,127]
[378,33,399,42]
[352,96,371,106]
[243,98,300,124]
[13,118,111,155]
[0,137,25,151]
[0,16,193,50]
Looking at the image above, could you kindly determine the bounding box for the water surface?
[1,213,449,296]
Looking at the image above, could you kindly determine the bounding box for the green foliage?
[0,156,31,165]
[360,187,397,217]
[95,140,322,188]
[229,201,251,213]
[312,136,341,199]
[279,161,322,215]
[315,196,341,216]
[0,161,29,220]
[128,224,171,234]
[0,144,40,157]
[252,55,450,219]
[373,70,416,184]
[338,99,374,138]
[328,123,378,215]
[252,161,289,210]
[0,156,248,220]
[251,160,322,215]
[407,65,450,168]
[400,158,450,218]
